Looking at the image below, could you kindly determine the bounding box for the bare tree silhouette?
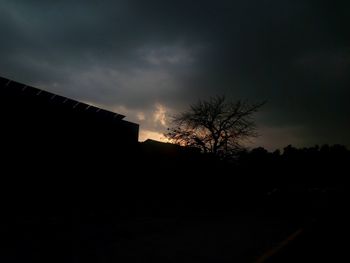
[165,96,264,159]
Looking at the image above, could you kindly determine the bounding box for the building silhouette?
[0,76,139,158]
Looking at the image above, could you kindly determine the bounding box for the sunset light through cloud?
[153,103,167,127]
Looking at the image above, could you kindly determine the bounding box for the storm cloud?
[1,0,349,149]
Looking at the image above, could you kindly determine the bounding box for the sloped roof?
[0,75,125,121]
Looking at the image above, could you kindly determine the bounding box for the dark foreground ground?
[0,212,299,262]
[263,192,348,262]
[0,175,345,263]
[0,213,299,262]
[0,142,348,262]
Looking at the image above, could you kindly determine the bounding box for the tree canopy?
[165,96,264,159]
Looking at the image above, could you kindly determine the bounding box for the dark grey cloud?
[0,0,349,149]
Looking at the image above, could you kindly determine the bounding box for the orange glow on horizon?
[139,129,169,142]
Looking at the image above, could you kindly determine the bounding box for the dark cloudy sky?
[1,0,349,150]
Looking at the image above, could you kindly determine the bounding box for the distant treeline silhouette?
[137,141,349,202]
[236,144,349,186]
